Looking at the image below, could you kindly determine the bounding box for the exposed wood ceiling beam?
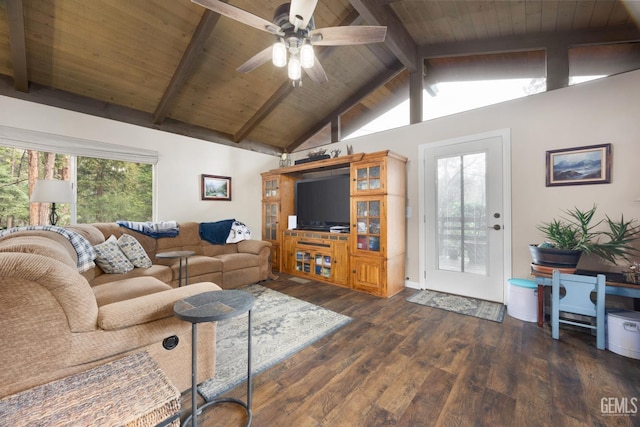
[420,27,640,91]
[5,0,29,92]
[286,61,405,152]
[0,75,277,156]
[419,27,640,59]
[233,82,294,143]
[546,45,569,90]
[350,0,418,73]
[153,10,221,125]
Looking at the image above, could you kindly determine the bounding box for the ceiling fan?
[192,0,387,85]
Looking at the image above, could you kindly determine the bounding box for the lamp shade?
[300,43,314,69]
[30,179,74,203]
[288,56,301,81]
[272,41,287,68]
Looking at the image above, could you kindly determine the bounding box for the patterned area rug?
[407,290,505,323]
[198,284,351,401]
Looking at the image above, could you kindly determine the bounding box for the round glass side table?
[174,290,254,427]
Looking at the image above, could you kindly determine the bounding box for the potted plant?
[530,205,640,268]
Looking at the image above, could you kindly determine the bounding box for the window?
[0,146,152,228]
[76,157,152,223]
[345,78,545,140]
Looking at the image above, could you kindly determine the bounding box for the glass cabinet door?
[296,250,312,273]
[355,199,381,252]
[264,202,278,240]
[296,250,332,278]
[263,177,279,199]
[354,164,381,192]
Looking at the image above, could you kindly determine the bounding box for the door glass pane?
[437,153,487,274]
[369,201,380,216]
[357,201,367,216]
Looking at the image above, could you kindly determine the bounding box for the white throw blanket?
[226,221,251,243]
[116,220,179,238]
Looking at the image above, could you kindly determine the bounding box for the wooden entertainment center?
[261,150,407,297]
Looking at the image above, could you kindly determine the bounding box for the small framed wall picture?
[201,174,231,200]
[545,143,611,187]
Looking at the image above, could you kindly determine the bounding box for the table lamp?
[30,179,74,226]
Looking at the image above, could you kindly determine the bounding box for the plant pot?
[529,244,583,268]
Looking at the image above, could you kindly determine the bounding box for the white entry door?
[420,129,510,303]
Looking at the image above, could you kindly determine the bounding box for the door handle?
[489,224,501,230]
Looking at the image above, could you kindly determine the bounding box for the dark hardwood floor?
[181,274,640,426]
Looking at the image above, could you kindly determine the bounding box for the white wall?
[295,70,640,284]
[0,95,279,234]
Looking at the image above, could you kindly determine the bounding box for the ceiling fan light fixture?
[300,43,314,69]
[272,41,287,67]
[292,15,304,32]
[288,55,301,81]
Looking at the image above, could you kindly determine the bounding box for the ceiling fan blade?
[303,57,328,84]
[237,45,273,73]
[309,26,387,46]
[192,0,281,34]
[289,0,318,29]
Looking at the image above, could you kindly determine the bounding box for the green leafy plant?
[537,205,640,264]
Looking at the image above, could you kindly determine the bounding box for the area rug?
[198,284,351,401]
[407,290,505,323]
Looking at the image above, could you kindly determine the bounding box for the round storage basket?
[507,278,538,322]
[606,310,640,360]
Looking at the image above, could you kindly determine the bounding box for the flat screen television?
[295,174,350,231]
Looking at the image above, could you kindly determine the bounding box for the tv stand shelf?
[284,230,350,287]
[262,150,407,298]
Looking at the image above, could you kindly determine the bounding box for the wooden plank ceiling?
[0,1,638,155]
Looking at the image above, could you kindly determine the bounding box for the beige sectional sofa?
[69,222,272,289]
[0,221,271,399]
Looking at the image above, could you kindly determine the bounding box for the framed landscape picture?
[201,174,231,200]
[546,143,611,187]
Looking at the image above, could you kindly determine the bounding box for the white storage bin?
[507,278,538,322]
[606,310,640,360]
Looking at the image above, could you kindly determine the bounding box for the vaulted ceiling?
[1,1,639,156]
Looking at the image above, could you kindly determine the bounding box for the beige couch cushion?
[155,222,202,254]
[90,264,173,286]
[0,231,79,265]
[0,253,98,333]
[88,223,158,257]
[0,236,77,269]
[97,282,221,330]
[92,277,172,306]
[171,255,223,277]
[66,224,107,246]
[215,253,260,271]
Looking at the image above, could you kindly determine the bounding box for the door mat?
[288,276,311,284]
[407,290,505,323]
